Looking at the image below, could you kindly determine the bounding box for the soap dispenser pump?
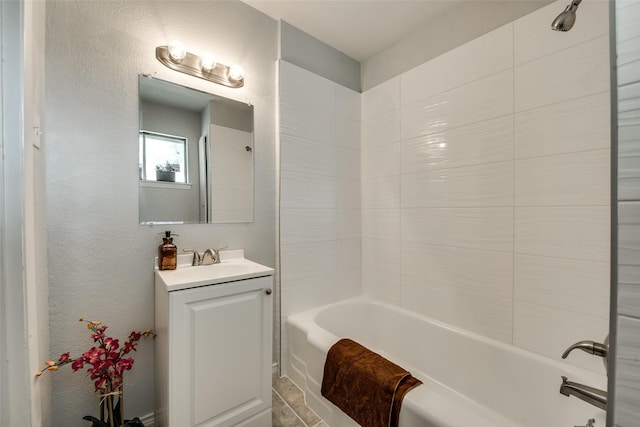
[158,231,178,271]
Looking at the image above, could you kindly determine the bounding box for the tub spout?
[559,376,607,411]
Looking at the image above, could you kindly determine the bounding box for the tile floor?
[272,372,327,427]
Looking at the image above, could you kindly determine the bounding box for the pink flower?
[58,352,71,363]
[94,377,107,390]
[71,359,84,371]
[103,338,119,352]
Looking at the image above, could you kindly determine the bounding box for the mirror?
[138,75,254,224]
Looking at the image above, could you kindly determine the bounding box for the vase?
[155,170,175,182]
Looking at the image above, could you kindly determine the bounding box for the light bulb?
[200,53,217,71]
[228,64,244,81]
[168,40,186,62]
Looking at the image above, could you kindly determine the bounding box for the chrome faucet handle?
[202,248,216,265]
[562,340,608,359]
[182,249,201,266]
[213,245,228,257]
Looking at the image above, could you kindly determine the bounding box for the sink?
[155,249,274,292]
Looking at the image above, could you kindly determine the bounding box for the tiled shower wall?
[614,0,640,425]
[361,1,611,373]
[279,60,362,369]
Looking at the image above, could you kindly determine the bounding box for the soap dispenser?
[158,231,178,271]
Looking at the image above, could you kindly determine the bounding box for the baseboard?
[138,412,155,427]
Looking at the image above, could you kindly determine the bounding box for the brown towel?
[321,338,422,427]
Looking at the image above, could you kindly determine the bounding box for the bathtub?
[286,297,607,427]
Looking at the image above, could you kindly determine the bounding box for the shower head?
[551,0,582,32]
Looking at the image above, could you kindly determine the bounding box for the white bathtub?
[286,297,607,427]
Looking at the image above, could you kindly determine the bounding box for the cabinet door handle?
[265,289,272,295]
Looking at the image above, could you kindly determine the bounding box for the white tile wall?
[615,0,640,423]
[360,0,611,368]
[279,61,361,375]
[280,0,612,381]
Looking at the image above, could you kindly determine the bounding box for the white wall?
[361,0,611,373]
[1,0,50,425]
[45,1,277,424]
[279,60,361,372]
[614,0,640,425]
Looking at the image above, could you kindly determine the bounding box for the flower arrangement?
[36,318,154,427]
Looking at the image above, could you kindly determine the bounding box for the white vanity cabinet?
[154,251,273,427]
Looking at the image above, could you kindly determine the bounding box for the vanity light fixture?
[156,42,244,88]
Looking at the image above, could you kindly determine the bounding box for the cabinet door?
[169,276,272,426]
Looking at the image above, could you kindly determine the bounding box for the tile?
[515,206,610,262]
[335,146,360,179]
[281,172,336,210]
[336,177,360,210]
[335,116,360,150]
[362,175,400,209]
[401,207,513,252]
[401,275,513,343]
[336,266,362,300]
[401,23,513,106]
[361,142,400,179]
[616,1,640,43]
[280,241,337,282]
[515,35,610,112]
[514,0,609,66]
[361,209,400,240]
[281,272,338,316]
[362,242,401,301]
[280,102,335,144]
[337,209,361,240]
[273,375,321,427]
[619,202,640,267]
[618,82,640,128]
[280,134,336,177]
[618,59,640,89]
[401,69,513,140]
[615,315,640,427]
[337,238,361,272]
[402,241,513,298]
[401,161,513,208]
[335,84,361,120]
[515,149,610,206]
[361,109,401,150]
[272,389,306,427]
[362,76,400,119]
[513,301,609,373]
[514,92,610,159]
[617,33,640,77]
[280,60,335,113]
[619,282,640,319]
[362,267,401,306]
[514,254,609,319]
[401,115,513,174]
[279,208,336,245]
[362,238,400,273]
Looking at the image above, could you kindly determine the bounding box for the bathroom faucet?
[183,249,202,266]
[202,246,228,265]
[559,376,607,410]
[562,340,608,360]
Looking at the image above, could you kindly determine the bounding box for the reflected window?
[139,131,188,183]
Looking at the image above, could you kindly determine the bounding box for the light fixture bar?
[155,46,244,88]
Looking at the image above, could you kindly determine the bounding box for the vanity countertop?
[155,249,274,292]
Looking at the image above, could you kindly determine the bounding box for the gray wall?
[45,1,277,424]
[280,21,361,92]
[614,0,640,425]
